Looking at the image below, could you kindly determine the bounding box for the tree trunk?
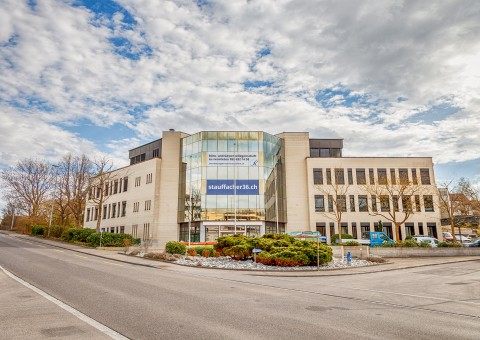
[450,216,457,243]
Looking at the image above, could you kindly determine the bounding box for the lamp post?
[48,164,60,238]
[188,155,192,247]
[274,155,279,234]
[233,142,237,234]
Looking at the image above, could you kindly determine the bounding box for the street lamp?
[188,155,192,247]
[48,164,60,238]
[274,155,280,234]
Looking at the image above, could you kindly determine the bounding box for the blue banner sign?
[206,180,259,195]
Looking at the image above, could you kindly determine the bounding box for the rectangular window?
[86,208,90,222]
[103,205,107,219]
[337,195,347,212]
[123,177,128,191]
[320,149,330,157]
[94,207,98,221]
[369,169,375,184]
[326,169,332,185]
[146,173,153,184]
[377,169,387,185]
[371,195,377,212]
[390,169,396,184]
[380,195,390,212]
[411,169,418,185]
[121,201,127,217]
[415,195,421,212]
[341,223,348,235]
[420,169,431,185]
[132,224,138,238]
[328,195,333,212]
[96,186,101,198]
[356,169,366,185]
[402,196,412,212]
[143,223,150,241]
[424,195,434,212]
[393,195,399,212]
[399,169,409,185]
[111,204,116,218]
[358,195,368,212]
[310,148,319,157]
[347,168,353,185]
[104,182,109,196]
[110,227,115,233]
[133,202,139,213]
[313,169,323,185]
[135,177,141,187]
[352,222,357,239]
[349,195,355,212]
[153,148,159,158]
[113,180,119,194]
[314,195,325,212]
[145,200,151,211]
[120,226,125,234]
[335,168,345,185]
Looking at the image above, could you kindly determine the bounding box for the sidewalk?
[4,231,479,277]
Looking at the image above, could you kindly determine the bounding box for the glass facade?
[178,131,286,241]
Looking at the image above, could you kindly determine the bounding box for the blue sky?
[0,0,479,201]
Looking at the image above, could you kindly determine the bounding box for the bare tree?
[1,159,54,218]
[88,157,115,232]
[437,181,462,243]
[364,171,424,242]
[315,168,350,244]
[57,154,93,227]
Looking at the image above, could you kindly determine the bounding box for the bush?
[201,249,211,257]
[86,232,140,247]
[63,228,97,243]
[49,225,67,238]
[438,241,463,247]
[165,241,187,254]
[31,225,46,236]
[189,246,214,257]
[331,234,353,244]
[223,244,252,260]
[188,248,197,256]
[343,240,360,246]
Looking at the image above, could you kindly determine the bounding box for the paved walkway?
[2,231,479,277]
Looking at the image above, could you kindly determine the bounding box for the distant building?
[83,130,442,246]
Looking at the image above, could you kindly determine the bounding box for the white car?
[412,236,439,247]
[455,235,472,243]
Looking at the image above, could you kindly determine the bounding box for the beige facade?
[83,130,442,247]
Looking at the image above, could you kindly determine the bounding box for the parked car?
[412,236,439,247]
[442,231,454,242]
[455,235,472,243]
[464,238,480,247]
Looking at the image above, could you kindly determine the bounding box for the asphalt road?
[0,233,479,340]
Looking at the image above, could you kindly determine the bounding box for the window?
[111,204,116,218]
[86,208,90,222]
[393,195,399,212]
[380,195,390,212]
[326,169,332,185]
[328,195,333,212]
[352,222,357,238]
[349,195,355,212]
[310,148,320,157]
[415,195,421,212]
[132,224,138,238]
[103,205,107,219]
[104,182,109,196]
[123,177,128,191]
[348,169,353,185]
[411,169,418,185]
[402,196,412,212]
[133,202,139,213]
[145,200,151,211]
[420,169,431,185]
[120,226,125,234]
[371,195,377,212]
[153,148,160,158]
[135,177,141,187]
[113,180,118,194]
[110,227,115,233]
[320,148,330,157]
[356,169,366,185]
[313,169,323,185]
[314,195,325,212]
[369,169,375,184]
[96,186,100,198]
[94,207,98,220]
[143,223,150,241]
[146,173,153,184]
[399,169,408,185]
[358,195,368,212]
[335,168,345,185]
[341,223,348,235]
[121,201,127,217]
[377,169,387,185]
[390,169,396,184]
[337,195,347,212]
[424,195,434,212]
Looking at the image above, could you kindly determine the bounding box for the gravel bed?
[174,256,378,271]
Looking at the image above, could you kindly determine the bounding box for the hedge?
[31,225,46,236]
[86,232,141,247]
[331,234,354,244]
[62,228,97,243]
[166,241,187,254]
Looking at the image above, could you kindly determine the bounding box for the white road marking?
[103,261,123,267]
[0,265,129,340]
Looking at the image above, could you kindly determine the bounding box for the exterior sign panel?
[206,180,259,195]
[207,152,258,167]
